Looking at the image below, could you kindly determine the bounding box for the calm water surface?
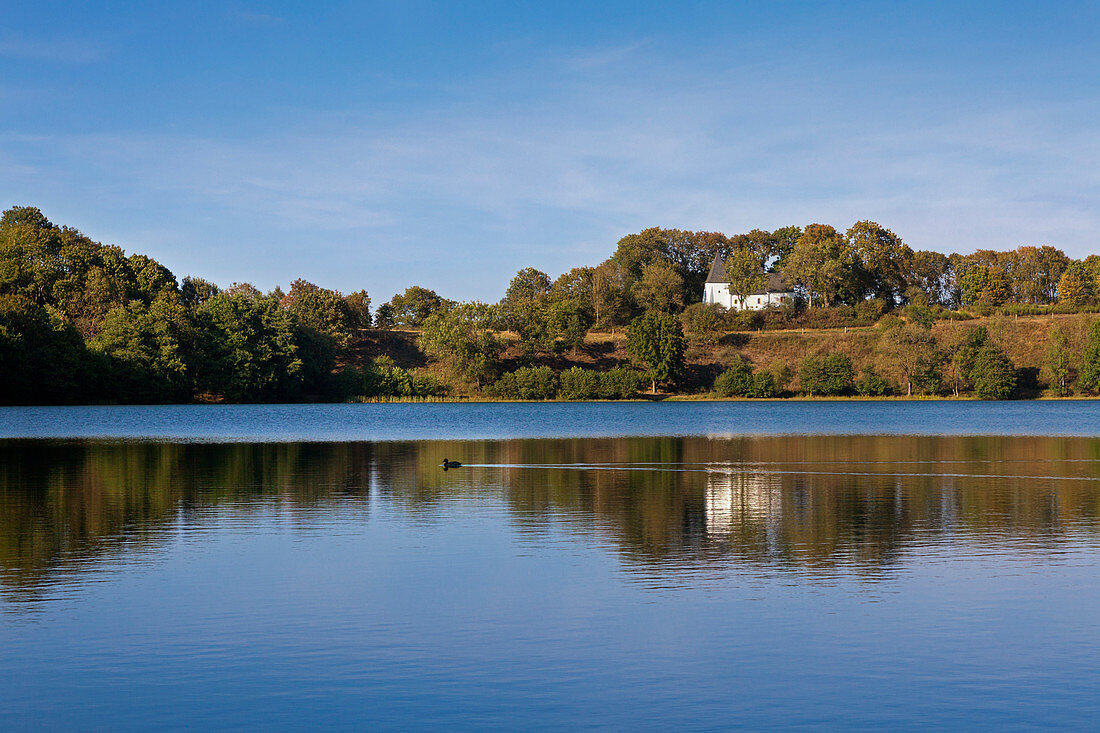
[2,404,1100,729]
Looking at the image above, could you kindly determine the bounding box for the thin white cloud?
[0,35,104,63]
[2,41,1098,298]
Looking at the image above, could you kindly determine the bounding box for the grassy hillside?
[346,312,1100,398]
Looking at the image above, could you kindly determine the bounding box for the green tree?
[748,370,780,398]
[598,366,643,399]
[882,320,942,396]
[127,254,178,302]
[945,326,989,396]
[501,268,554,354]
[847,220,909,304]
[970,345,1017,399]
[90,297,192,403]
[181,276,220,308]
[558,366,601,400]
[1043,326,1074,396]
[960,265,1010,306]
[419,302,503,388]
[0,294,92,404]
[724,249,767,310]
[798,353,854,396]
[546,297,594,354]
[590,260,631,330]
[785,224,859,307]
[626,311,686,393]
[194,291,303,402]
[855,367,892,396]
[383,286,448,328]
[1078,320,1100,394]
[280,279,356,347]
[729,229,777,270]
[344,289,372,329]
[770,226,802,272]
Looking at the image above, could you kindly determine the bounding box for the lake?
[2,403,1100,729]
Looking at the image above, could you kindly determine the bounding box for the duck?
[441,458,463,470]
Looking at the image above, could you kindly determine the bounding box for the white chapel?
[702,253,795,311]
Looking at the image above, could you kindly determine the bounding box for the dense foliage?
[4,204,1100,404]
[0,207,372,404]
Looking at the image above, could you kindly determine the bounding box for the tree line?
[4,205,1100,404]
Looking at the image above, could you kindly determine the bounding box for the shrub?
[856,298,888,324]
[799,353,854,396]
[598,366,643,399]
[680,302,726,346]
[714,357,754,397]
[855,367,892,396]
[358,357,448,398]
[558,366,600,400]
[748,370,779,398]
[490,365,558,400]
[728,309,764,332]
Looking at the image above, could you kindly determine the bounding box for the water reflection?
[3,435,1100,600]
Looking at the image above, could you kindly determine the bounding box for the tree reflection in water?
[2,435,1100,598]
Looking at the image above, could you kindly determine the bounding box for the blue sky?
[2,1,1098,302]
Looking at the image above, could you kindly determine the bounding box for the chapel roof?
[706,253,792,293]
[705,253,728,283]
[757,272,792,294]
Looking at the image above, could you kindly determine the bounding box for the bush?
[728,309,764,332]
[856,298,888,324]
[799,353,854,396]
[680,302,726,346]
[558,366,600,400]
[490,366,558,400]
[714,357,754,397]
[748,370,779,398]
[714,357,780,398]
[357,357,447,398]
[855,367,893,396]
[597,366,643,399]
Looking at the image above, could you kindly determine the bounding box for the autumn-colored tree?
[632,260,685,313]
[785,224,859,307]
[1057,262,1094,307]
[680,302,726,347]
[847,220,910,304]
[904,250,952,306]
